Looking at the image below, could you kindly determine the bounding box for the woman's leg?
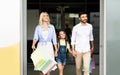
[46,71,50,75]
[40,71,44,75]
[40,71,50,75]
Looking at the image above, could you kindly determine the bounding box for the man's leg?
[75,51,83,75]
[83,51,90,75]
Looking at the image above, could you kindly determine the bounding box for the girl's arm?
[68,48,72,54]
[67,42,72,54]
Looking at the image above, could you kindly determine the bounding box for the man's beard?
[80,19,87,23]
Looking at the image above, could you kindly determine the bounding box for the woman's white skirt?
[34,42,57,71]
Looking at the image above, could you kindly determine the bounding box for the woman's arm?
[54,44,58,57]
[31,39,38,51]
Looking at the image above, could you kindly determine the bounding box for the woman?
[32,12,58,75]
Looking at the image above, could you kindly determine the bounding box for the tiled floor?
[28,54,99,75]
[27,64,99,75]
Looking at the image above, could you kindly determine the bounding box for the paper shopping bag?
[81,54,96,73]
[31,47,46,67]
[30,46,57,74]
[82,58,92,73]
[42,60,57,74]
[92,55,96,69]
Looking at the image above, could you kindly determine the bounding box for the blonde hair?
[39,12,50,25]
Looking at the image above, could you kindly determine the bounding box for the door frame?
[21,0,106,75]
[100,0,106,75]
[21,0,27,75]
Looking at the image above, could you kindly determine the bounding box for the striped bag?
[31,47,57,74]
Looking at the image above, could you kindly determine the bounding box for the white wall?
[106,0,120,75]
[0,0,21,75]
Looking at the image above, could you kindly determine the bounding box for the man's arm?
[90,41,94,53]
[71,27,77,57]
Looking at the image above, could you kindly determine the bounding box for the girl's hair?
[57,29,69,42]
[38,12,50,25]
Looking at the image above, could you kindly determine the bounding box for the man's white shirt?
[71,23,94,53]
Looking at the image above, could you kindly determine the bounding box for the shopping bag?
[81,54,96,73]
[92,55,96,69]
[81,58,92,73]
[31,47,47,67]
[42,60,57,74]
[31,46,57,74]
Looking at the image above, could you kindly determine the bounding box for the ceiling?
[27,0,99,13]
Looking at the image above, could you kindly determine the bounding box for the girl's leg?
[57,63,64,75]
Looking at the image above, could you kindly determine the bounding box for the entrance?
[26,0,100,75]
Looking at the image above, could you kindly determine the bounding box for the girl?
[55,29,72,75]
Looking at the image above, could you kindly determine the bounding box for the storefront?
[0,0,120,75]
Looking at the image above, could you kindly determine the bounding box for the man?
[71,12,94,75]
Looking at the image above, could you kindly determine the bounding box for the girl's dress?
[55,40,68,65]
